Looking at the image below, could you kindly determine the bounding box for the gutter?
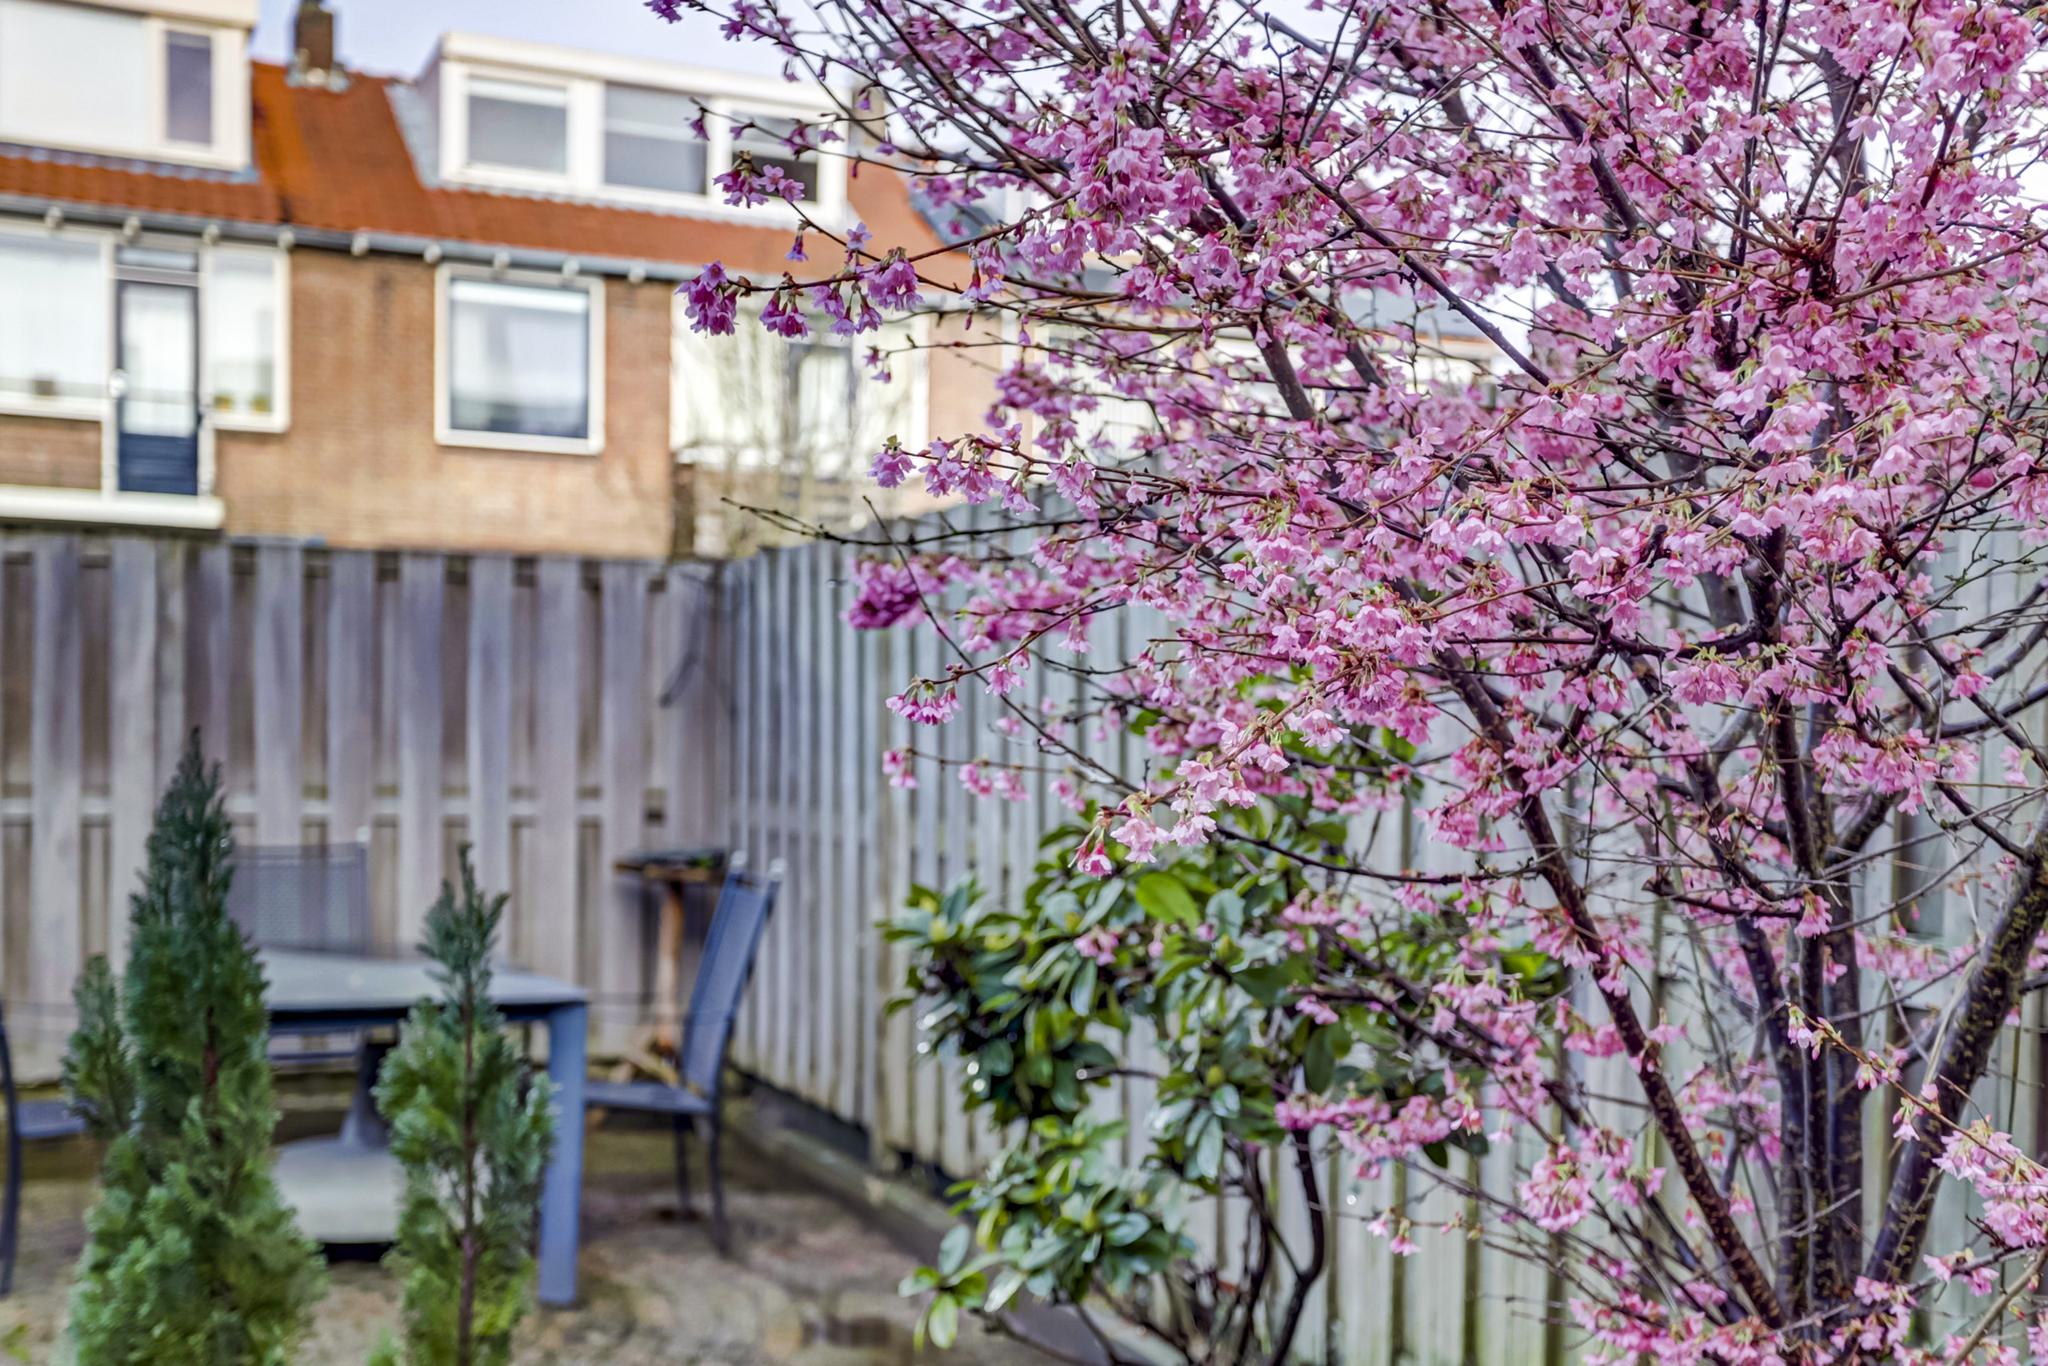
[0,192,700,285]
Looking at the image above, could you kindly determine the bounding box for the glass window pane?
[120,282,197,437]
[604,84,706,194]
[0,233,105,405]
[466,79,568,174]
[164,31,212,145]
[671,318,783,464]
[605,83,695,130]
[206,252,278,420]
[605,130,706,194]
[119,245,198,272]
[446,278,590,441]
[852,320,920,455]
[792,334,854,471]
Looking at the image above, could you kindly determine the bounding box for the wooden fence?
[718,537,1496,1365]
[716,532,2048,1365]
[9,527,2032,1362]
[0,532,727,1066]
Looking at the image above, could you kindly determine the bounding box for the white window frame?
[458,73,578,185]
[0,217,114,422]
[151,19,246,167]
[434,264,606,457]
[161,26,214,148]
[434,46,846,227]
[200,242,290,434]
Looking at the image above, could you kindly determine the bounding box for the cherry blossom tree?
[661,0,2048,1357]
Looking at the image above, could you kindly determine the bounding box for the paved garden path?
[0,1104,1052,1365]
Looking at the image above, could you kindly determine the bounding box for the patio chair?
[584,862,780,1253]
[0,999,87,1296]
[227,843,372,956]
[228,844,384,1138]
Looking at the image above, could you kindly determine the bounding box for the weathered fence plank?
[106,540,156,955]
[395,555,445,944]
[29,538,82,1044]
[151,542,186,789]
[467,555,515,912]
[532,556,583,984]
[770,548,798,1097]
[789,549,818,1102]
[325,551,375,849]
[832,545,865,1123]
[191,541,231,764]
[599,560,648,1044]
[253,543,304,848]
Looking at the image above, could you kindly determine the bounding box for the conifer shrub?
[63,733,326,1364]
[370,849,555,1366]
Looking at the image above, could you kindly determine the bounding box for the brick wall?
[216,249,675,558]
[0,415,100,490]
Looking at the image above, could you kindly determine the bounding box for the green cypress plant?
[63,732,326,1364]
[370,849,555,1366]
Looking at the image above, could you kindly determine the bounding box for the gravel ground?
[0,1093,1052,1365]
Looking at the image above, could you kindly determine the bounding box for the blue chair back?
[678,867,780,1098]
[225,844,372,954]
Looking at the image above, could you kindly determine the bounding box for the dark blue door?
[115,280,200,495]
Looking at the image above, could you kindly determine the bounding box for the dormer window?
[164,30,214,146]
[0,0,250,169]
[429,35,845,222]
[466,76,568,175]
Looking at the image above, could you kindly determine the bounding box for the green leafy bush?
[889,794,1564,1364]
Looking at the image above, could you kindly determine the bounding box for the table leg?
[537,1001,587,1307]
[652,883,685,1052]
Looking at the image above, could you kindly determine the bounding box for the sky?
[250,0,785,78]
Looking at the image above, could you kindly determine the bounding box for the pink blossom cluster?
[1934,1123,2048,1249]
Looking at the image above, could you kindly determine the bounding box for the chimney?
[292,0,336,84]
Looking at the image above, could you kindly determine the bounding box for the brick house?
[0,0,978,558]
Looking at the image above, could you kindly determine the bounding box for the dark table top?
[261,948,586,1024]
[613,846,725,878]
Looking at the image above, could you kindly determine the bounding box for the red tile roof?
[0,62,945,275]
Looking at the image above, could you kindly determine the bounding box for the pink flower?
[845,559,923,630]
[1519,1148,1593,1233]
[680,264,737,335]
[867,253,923,311]
[870,441,915,488]
[881,748,917,790]
[1072,838,1113,878]
[887,683,958,726]
[1074,926,1118,967]
[759,291,810,338]
[1295,995,1338,1027]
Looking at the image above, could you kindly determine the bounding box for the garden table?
[261,948,589,1306]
